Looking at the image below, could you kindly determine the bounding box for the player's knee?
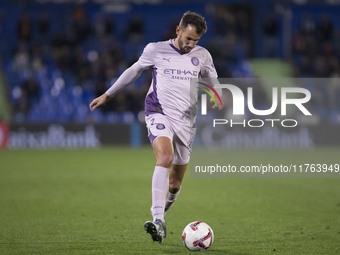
[156,153,173,168]
[169,179,181,194]
[169,181,181,193]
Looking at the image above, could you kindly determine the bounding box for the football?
[182,221,214,251]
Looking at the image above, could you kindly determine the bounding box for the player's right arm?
[89,62,145,111]
[89,43,155,111]
[89,92,111,112]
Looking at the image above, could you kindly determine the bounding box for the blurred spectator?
[72,4,91,43]
[0,9,5,38]
[322,41,333,57]
[304,34,318,58]
[51,31,67,49]
[73,46,90,86]
[331,30,340,55]
[292,32,306,55]
[12,43,30,74]
[299,12,316,35]
[38,11,50,42]
[214,55,232,78]
[206,39,219,59]
[112,92,129,113]
[214,8,236,38]
[329,57,340,76]
[51,29,78,71]
[94,14,106,39]
[162,14,179,41]
[223,33,238,63]
[53,43,72,70]
[13,73,39,118]
[125,13,144,44]
[298,56,313,77]
[22,73,40,103]
[108,40,125,66]
[313,56,331,78]
[126,89,143,113]
[317,13,334,42]
[17,12,32,43]
[94,14,115,39]
[13,90,30,116]
[30,42,46,74]
[235,10,251,57]
[104,16,115,37]
[262,12,279,58]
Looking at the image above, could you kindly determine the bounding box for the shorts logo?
[156,124,165,130]
[191,57,199,66]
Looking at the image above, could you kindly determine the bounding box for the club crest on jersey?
[191,57,199,66]
[156,124,165,130]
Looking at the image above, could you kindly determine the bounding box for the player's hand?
[89,93,111,112]
[211,96,224,110]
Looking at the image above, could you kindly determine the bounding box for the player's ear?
[176,26,181,36]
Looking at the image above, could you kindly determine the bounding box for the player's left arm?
[210,83,223,110]
[200,52,224,110]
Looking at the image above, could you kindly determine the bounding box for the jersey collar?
[169,39,185,55]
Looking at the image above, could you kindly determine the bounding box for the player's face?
[176,24,201,53]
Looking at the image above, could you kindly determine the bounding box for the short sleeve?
[200,51,218,79]
[136,43,155,70]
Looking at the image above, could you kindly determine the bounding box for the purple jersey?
[137,39,218,126]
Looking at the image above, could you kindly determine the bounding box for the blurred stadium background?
[0,0,339,148]
[1,1,340,254]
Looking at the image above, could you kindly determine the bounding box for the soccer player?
[89,11,223,244]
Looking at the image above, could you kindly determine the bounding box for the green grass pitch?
[0,147,339,254]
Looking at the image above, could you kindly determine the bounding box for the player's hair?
[179,11,207,35]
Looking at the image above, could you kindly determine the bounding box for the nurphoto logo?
[199,83,312,128]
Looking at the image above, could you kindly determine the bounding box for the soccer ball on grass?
[182,221,214,251]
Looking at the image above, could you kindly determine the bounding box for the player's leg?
[145,137,172,243]
[151,136,173,222]
[144,114,173,243]
[164,123,195,213]
[165,163,187,212]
